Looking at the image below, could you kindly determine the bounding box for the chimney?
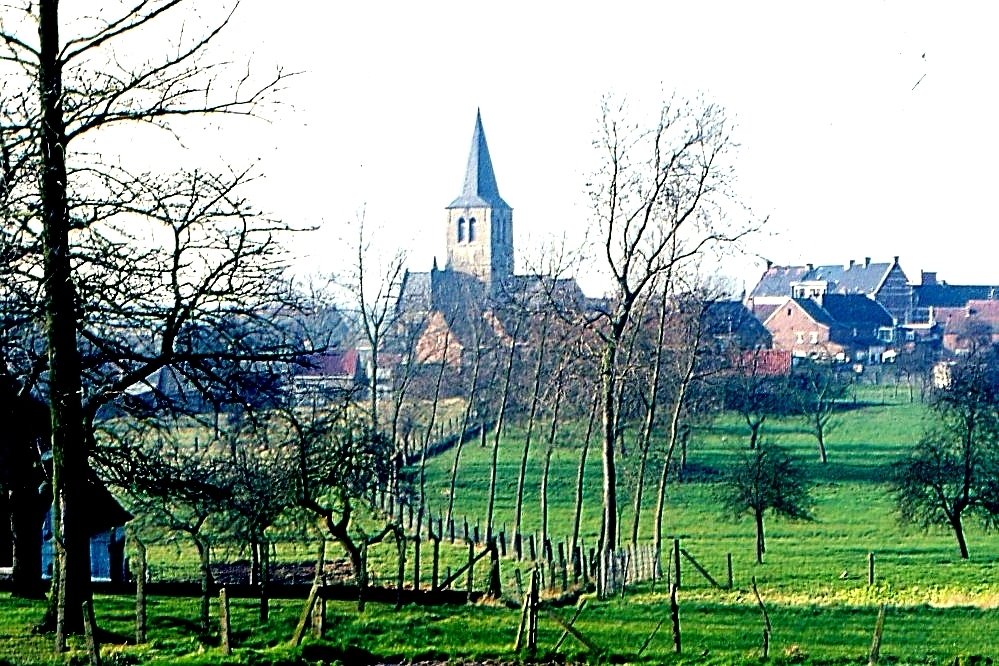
[893,255,899,264]
[765,259,773,270]
[807,263,814,271]
[922,270,937,286]
[848,259,855,268]
[864,257,871,268]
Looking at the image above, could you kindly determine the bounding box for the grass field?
[3,387,999,664]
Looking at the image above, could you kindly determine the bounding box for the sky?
[58,1,999,296]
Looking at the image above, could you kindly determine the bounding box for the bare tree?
[1,1,291,637]
[792,360,851,464]
[586,95,755,595]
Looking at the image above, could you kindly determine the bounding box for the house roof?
[750,260,897,299]
[749,265,811,299]
[299,349,360,377]
[819,294,894,327]
[914,284,999,308]
[935,300,999,334]
[792,297,835,326]
[702,300,771,347]
[398,270,433,314]
[447,110,510,210]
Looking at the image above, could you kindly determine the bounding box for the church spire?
[448,109,510,210]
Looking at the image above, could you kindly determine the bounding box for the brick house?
[762,294,894,363]
[932,299,999,354]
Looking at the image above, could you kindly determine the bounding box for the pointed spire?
[448,109,510,209]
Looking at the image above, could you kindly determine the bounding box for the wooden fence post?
[311,594,326,639]
[219,587,232,655]
[82,600,102,666]
[488,538,502,599]
[868,552,875,586]
[557,542,568,591]
[528,569,540,653]
[868,604,887,666]
[727,553,734,590]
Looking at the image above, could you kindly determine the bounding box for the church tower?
[445,110,513,293]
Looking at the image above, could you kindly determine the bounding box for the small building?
[40,479,132,583]
[291,349,366,403]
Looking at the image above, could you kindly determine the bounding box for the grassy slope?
[3,388,999,664]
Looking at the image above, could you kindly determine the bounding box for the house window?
[795,332,804,344]
[810,331,818,344]
[468,217,476,242]
[457,217,465,242]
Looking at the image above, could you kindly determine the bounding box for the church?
[396,111,590,366]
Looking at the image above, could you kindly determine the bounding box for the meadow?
[3,384,999,665]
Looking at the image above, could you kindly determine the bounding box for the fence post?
[488,537,502,599]
[529,534,537,561]
[557,542,568,591]
[868,604,887,665]
[868,552,875,586]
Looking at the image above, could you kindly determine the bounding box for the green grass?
[5,390,999,664]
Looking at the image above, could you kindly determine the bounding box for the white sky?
[63,1,999,295]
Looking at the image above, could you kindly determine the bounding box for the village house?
[762,293,894,364]
[931,299,999,354]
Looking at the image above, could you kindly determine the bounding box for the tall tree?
[586,95,755,595]
[792,360,850,464]
[1,0,289,638]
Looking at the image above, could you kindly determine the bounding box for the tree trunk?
[195,537,213,635]
[514,325,547,547]
[599,343,619,597]
[10,484,46,598]
[816,422,828,464]
[951,512,970,560]
[487,321,520,536]
[445,344,482,528]
[38,1,95,638]
[570,396,598,566]
[754,509,765,564]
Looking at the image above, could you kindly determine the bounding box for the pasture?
[3,386,999,664]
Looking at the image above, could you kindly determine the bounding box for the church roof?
[447,110,510,210]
